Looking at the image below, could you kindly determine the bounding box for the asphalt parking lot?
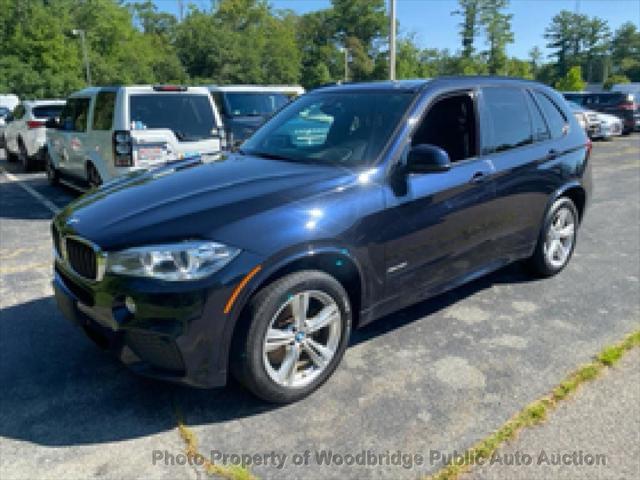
[1,135,639,480]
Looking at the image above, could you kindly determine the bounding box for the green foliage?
[555,65,586,91]
[452,0,482,59]
[1,0,635,97]
[479,0,513,75]
[603,74,630,91]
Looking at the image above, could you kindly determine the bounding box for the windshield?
[242,91,415,167]
[0,107,9,118]
[129,94,216,141]
[33,105,63,119]
[225,92,289,117]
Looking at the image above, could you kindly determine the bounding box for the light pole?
[72,29,91,86]
[340,47,349,82]
[389,0,397,80]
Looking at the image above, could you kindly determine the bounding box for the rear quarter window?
[533,92,568,139]
[92,91,116,130]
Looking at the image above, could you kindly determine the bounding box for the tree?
[603,74,630,91]
[479,0,514,75]
[611,22,640,81]
[555,65,586,91]
[581,17,610,82]
[528,46,542,76]
[452,0,482,59]
[545,11,586,78]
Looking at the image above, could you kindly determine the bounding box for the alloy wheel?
[543,206,576,269]
[262,290,342,388]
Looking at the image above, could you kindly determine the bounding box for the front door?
[381,91,498,307]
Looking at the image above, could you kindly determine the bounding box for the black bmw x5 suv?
[52,77,592,403]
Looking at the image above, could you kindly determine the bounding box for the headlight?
[106,241,240,281]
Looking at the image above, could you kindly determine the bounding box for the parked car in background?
[563,91,639,134]
[52,78,591,403]
[4,100,65,171]
[0,93,20,112]
[46,85,224,188]
[567,101,620,140]
[597,112,624,139]
[207,85,305,147]
[0,106,11,148]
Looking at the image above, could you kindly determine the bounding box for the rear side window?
[482,87,532,153]
[92,91,116,130]
[533,92,567,139]
[129,94,216,141]
[59,98,90,132]
[32,105,63,119]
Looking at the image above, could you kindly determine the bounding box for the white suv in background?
[46,85,224,188]
[4,100,65,171]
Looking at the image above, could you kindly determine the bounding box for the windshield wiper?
[244,150,295,162]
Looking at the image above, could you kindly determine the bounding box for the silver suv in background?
[46,85,224,188]
[207,85,304,147]
[3,100,65,171]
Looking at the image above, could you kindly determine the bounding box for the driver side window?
[412,92,478,162]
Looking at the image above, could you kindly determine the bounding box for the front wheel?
[232,270,352,403]
[87,163,102,188]
[528,197,579,277]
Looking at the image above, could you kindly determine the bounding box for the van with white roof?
[46,85,224,188]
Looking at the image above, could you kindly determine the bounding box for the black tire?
[6,143,18,162]
[231,270,352,403]
[87,162,102,188]
[18,139,32,172]
[46,151,59,186]
[528,197,579,277]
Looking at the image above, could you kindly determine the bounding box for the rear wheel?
[46,151,59,186]
[87,163,102,188]
[528,197,578,277]
[18,139,32,172]
[232,270,352,403]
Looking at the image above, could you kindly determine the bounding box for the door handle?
[470,171,489,184]
[546,149,559,160]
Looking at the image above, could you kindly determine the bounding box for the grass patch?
[424,328,640,480]
[175,408,256,480]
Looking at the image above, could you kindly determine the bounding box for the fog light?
[125,296,136,314]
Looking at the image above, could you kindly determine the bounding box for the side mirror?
[407,144,451,173]
[45,117,60,129]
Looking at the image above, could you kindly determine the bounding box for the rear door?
[66,97,92,179]
[478,87,568,257]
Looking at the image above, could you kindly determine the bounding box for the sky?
[152,0,640,59]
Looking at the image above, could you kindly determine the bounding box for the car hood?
[57,154,351,250]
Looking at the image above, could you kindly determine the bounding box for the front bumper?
[52,255,259,388]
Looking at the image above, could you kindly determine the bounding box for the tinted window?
[32,105,63,119]
[225,93,289,117]
[525,92,551,141]
[73,98,90,132]
[13,104,25,120]
[563,93,586,105]
[129,94,216,141]
[92,91,116,130]
[533,92,567,139]
[243,92,414,167]
[0,107,10,118]
[482,87,532,153]
[59,98,90,132]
